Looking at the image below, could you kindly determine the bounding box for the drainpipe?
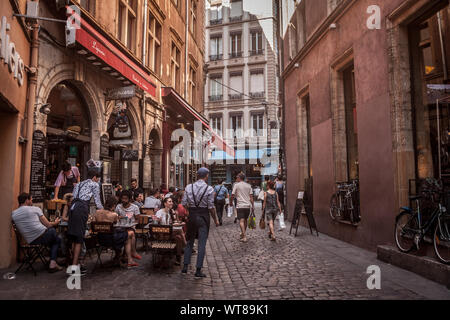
[437,12,448,81]
[185,0,189,99]
[21,2,40,193]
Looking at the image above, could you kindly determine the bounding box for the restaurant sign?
[0,16,25,86]
[106,86,136,101]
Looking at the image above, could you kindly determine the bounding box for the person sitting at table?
[93,197,140,267]
[115,190,140,224]
[155,197,186,265]
[53,161,81,200]
[143,188,161,211]
[12,193,63,273]
[133,193,144,208]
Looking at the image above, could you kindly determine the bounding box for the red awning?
[74,16,156,97]
[162,87,235,157]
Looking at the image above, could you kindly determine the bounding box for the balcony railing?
[250,92,265,98]
[229,15,242,22]
[209,95,223,102]
[230,51,243,58]
[229,93,243,100]
[249,49,264,56]
[210,18,223,26]
[209,54,223,61]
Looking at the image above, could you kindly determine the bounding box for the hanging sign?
[106,86,136,101]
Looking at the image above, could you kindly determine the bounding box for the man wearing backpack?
[213,179,228,226]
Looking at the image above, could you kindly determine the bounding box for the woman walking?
[262,181,282,241]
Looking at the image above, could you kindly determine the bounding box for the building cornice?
[282,0,357,80]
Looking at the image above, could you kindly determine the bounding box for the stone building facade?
[282,0,450,253]
[204,0,282,185]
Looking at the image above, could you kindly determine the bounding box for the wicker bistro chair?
[148,224,177,268]
[12,222,49,276]
[135,214,151,252]
[90,221,115,271]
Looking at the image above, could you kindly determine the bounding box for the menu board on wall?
[30,130,47,203]
[101,183,114,204]
[100,134,110,158]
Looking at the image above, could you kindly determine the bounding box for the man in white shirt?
[230,173,254,243]
[12,193,63,273]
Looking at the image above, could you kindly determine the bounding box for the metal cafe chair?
[135,214,151,252]
[90,221,115,271]
[12,222,49,276]
[148,225,177,268]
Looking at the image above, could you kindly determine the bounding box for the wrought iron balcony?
[249,49,264,56]
[209,95,223,102]
[229,15,242,22]
[230,51,242,58]
[229,93,243,100]
[250,92,265,98]
[210,18,223,26]
[209,54,223,61]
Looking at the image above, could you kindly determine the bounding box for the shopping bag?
[227,206,233,218]
[248,210,256,230]
[279,211,286,230]
[258,190,265,201]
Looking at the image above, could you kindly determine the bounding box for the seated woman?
[93,197,140,267]
[154,197,186,265]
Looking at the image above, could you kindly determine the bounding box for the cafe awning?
[162,87,235,157]
[74,15,157,97]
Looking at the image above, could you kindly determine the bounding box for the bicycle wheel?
[346,197,355,224]
[330,194,341,220]
[394,211,418,253]
[433,215,450,264]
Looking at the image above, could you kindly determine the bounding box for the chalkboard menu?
[121,149,139,161]
[30,131,47,202]
[100,134,109,158]
[101,183,114,204]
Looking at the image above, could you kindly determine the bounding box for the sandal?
[132,254,142,260]
[127,262,139,268]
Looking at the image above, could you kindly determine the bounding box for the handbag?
[259,216,266,229]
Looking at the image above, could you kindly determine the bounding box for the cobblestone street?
[1,205,449,300]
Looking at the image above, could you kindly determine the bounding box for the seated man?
[133,193,144,208]
[143,188,162,211]
[12,193,63,273]
[93,197,140,267]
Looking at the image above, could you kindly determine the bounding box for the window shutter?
[230,1,242,17]
[229,75,242,95]
[250,73,264,93]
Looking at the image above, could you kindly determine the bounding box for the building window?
[250,70,265,98]
[289,24,297,59]
[209,76,223,101]
[252,113,264,136]
[229,72,243,100]
[118,0,137,53]
[297,92,312,189]
[250,30,263,55]
[171,42,181,92]
[230,114,243,138]
[188,66,196,106]
[79,0,96,15]
[190,0,197,37]
[210,116,222,136]
[230,33,242,58]
[210,5,222,25]
[343,65,358,181]
[230,0,243,21]
[210,36,223,61]
[147,13,162,75]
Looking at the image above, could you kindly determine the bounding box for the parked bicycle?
[394,178,450,264]
[329,180,360,224]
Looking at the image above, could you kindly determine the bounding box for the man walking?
[67,168,104,275]
[213,179,228,226]
[181,167,219,278]
[230,173,254,243]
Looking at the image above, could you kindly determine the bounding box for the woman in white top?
[155,197,186,265]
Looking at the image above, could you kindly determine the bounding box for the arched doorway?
[105,100,139,190]
[45,81,91,197]
[148,128,162,189]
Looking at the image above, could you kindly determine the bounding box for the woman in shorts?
[262,181,282,241]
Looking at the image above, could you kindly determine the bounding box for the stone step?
[377,245,450,288]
